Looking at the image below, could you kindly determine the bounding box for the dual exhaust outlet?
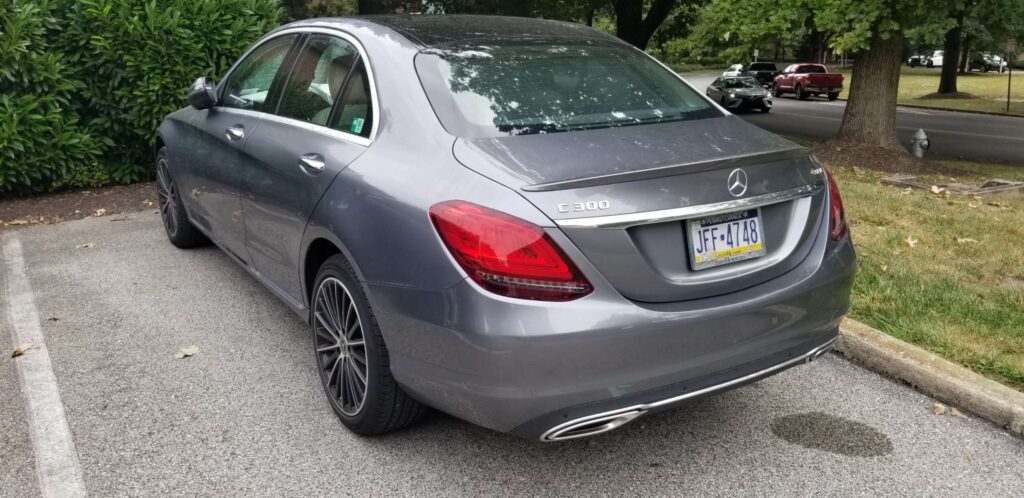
[540,338,837,442]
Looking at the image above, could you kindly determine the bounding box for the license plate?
[687,209,767,271]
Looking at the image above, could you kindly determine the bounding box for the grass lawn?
[831,162,1024,391]
[837,67,1024,116]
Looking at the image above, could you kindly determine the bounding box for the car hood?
[452,115,801,191]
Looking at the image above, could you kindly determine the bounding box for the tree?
[613,0,676,49]
[928,0,1024,94]
[689,0,957,151]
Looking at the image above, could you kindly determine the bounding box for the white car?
[926,50,944,68]
[723,63,745,76]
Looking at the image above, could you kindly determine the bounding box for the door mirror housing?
[188,77,218,110]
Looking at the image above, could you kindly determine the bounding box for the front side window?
[221,35,298,112]
[277,34,359,126]
[416,41,720,138]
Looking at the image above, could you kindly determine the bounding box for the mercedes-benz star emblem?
[727,168,748,197]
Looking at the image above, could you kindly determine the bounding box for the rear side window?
[749,62,776,71]
[276,35,359,126]
[796,65,826,74]
[221,35,298,112]
[416,41,721,138]
[327,59,373,138]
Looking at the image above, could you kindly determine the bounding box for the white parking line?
[3,237,87,498]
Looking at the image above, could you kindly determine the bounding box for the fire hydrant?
[910,129,930,158]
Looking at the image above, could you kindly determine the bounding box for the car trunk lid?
[452,116,829,302]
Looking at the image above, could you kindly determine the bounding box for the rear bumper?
[369,232,855,439]
[535,336,837,441]
[803,86,842,93]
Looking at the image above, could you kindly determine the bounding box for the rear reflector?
[429,201,592,301]
[826,169,848,240]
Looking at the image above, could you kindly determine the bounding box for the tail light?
[429,201,592,301]
[825,169,848,240]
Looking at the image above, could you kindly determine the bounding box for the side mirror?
[188,77,218,110]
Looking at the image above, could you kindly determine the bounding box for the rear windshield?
[416,41,721,138]
[797,65,826,73]
[749,62,776,71]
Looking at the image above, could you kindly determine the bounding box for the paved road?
[3,213,1023,496]
[682,73,1024,165]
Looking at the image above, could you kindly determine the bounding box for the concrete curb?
[836,97,1024,119]
[836,318,1024,437]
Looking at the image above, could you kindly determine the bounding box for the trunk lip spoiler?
[554,181,825,229]
[521,146,809,193]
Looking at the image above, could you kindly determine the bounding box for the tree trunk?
[937,24,962,94]
[959,36,971,74]
[835,30,904,150]
[584,6,596,26]
[613,0,676,50]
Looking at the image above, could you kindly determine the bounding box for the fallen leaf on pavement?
[93,208,107,217]
[175,346,200,359]
[76,242,95,249]
[905,236,918,248]
[11,343,39,358]
[142,200,154,207]
[932,403,946,415]
[956,237,978,244]
[950,408,966,419]
[8,219,30,226]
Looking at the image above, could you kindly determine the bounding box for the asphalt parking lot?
[3,213,1024,496]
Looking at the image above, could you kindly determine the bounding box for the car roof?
[290,15,617,48]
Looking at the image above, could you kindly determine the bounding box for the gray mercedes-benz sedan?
[155,15,855,441]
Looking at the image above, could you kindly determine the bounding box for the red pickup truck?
[772,64,844,101]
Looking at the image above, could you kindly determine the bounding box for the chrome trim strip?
[540,337,838,442]
[522,147,808,192]
[219,108,371,147]
[216,26,380,146]
[554,182,824,229]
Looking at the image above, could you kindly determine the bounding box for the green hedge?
[0,0,281,194]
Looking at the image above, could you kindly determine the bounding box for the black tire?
[772,84,782,98]
[760,105,771,113]
[156,147,207,248]
[795,85,807,100]
[311,255,427,435]
[926,61,934,68]
[827,92,839,101]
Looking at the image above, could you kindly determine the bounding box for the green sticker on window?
[350,117,365,134]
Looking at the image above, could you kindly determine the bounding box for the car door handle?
[225,124,245,141]
[298,153,325,175]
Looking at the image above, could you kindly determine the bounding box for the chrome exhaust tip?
[805,340,836,363]
[540,409,644,442]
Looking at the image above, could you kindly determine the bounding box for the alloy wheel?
[313,277,368,417]
[156,158,179,237]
